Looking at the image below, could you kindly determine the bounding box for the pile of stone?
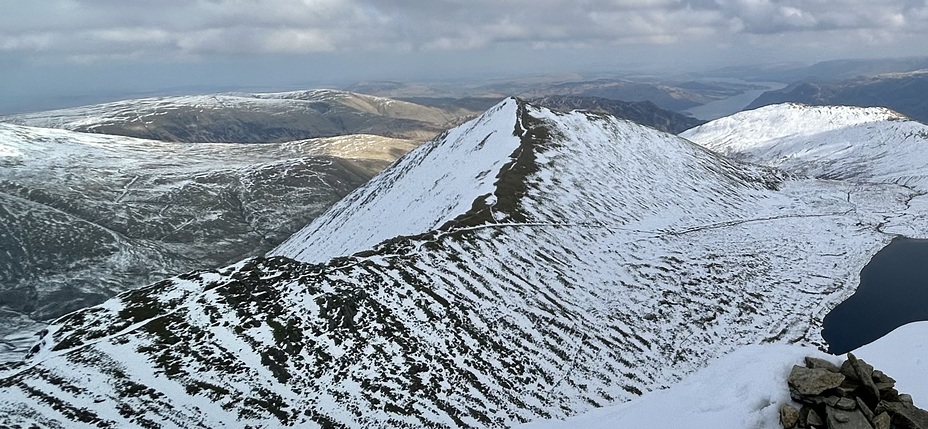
[781,353,928,429]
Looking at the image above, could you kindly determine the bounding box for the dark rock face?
[784,353,927,429]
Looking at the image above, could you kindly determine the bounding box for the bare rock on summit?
[842,353,880,405]
[872,412,891,429]
[806,407,824,427]
[875,401,928,429]
[826,406,874,429]
[785,354,928,429]
[780,403,800,429]
[825,396,859,411]
[857,396,876,421]
[789,365,846,397]
[806,356,842,373]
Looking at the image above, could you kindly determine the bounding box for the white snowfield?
[520,322,928,429]
[0,100,925,428]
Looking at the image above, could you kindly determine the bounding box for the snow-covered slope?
[0,123,415,361]
[520,321,928,429]
[271,99,526,262]
[681,103,928,190]
[1,89,473,143]
[681,103,928,237]
[273,97,782,263]
[0,99,916,428]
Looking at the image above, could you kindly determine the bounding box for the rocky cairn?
[782,354,928,429]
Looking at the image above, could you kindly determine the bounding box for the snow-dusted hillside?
[681,103,928,237]
[0,123,415,361]
[1,89,474,143]
[0,99,916,428]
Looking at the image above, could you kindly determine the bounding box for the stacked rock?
[781,353,927,429]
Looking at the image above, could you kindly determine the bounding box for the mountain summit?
[682,102,928,237]
[0,99,912,428]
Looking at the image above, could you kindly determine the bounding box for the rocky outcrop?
[784,353,927,429]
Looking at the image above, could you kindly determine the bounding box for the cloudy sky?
[2,0,928,113]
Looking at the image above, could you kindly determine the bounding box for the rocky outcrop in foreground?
[783,353,928,429]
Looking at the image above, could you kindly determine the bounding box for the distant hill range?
[745,70,928,123]
[398,95,705,134]
[512,79,766,113]
[0,89,479,143]
[350,78,768,114]
[529,95,705,134]
[700,57,928,83]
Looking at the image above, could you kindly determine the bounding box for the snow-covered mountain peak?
[682,102,928,193]
[681,103,908,154]
[270,97,524,262]
[272,97,784,263]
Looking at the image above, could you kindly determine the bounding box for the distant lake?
[822,237,928,354]
[683,81,788,121]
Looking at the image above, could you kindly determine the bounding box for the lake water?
[683,81,788,121]
[822,237,928,354]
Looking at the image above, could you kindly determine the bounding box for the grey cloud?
[0,0,926,63]
[713,0,914,34]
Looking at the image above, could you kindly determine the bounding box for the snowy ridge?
[0,100,916,428]
[271,98,524,262]
[520,344,839,429]
[274,97,783,263]
[682,103,905,152]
